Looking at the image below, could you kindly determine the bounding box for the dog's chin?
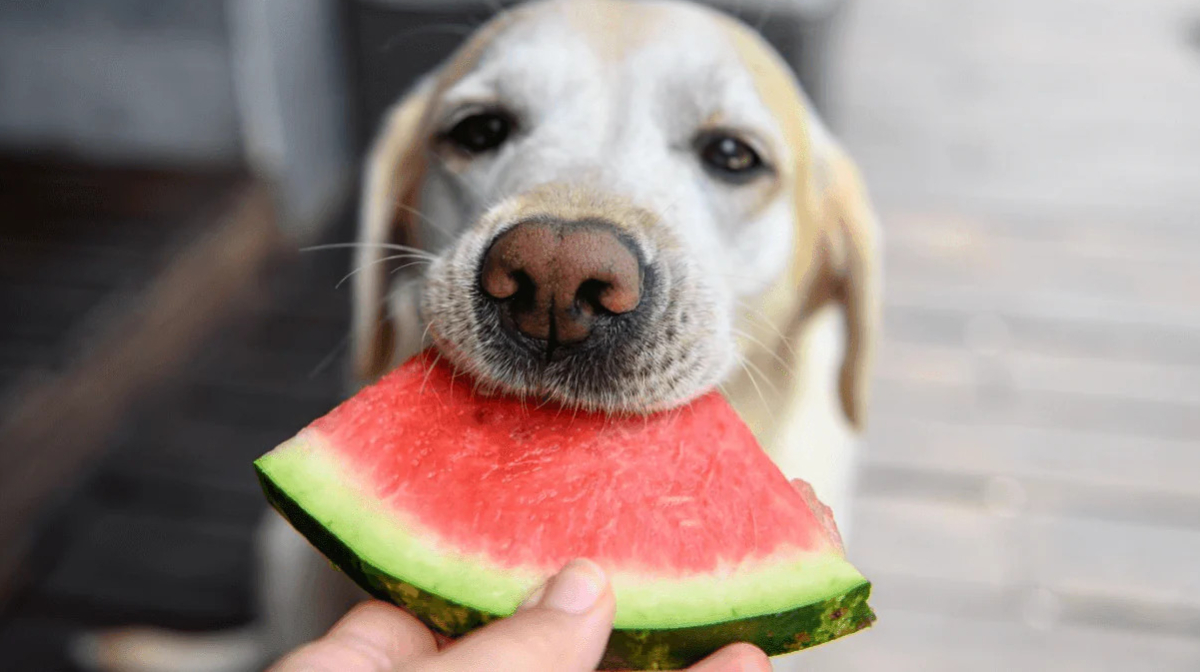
[428,328,733,416]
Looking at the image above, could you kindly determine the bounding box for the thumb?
[424,558,615,672]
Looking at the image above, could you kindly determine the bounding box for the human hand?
[269,558,770,672]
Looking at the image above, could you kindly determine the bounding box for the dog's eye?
[445,112,512,154]
[697,133,765,182]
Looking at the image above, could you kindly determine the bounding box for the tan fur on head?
[701,12,880,439]
[494,182,663,238]
[353,9,527,381]
[352,79,432,380]
[811,147,880,429]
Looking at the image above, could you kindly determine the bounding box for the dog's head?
[353,0,879,426]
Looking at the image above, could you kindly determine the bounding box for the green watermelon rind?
[254,437,875,669]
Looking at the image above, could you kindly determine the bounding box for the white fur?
[768,306,860,545]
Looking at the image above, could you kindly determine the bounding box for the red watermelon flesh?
[255,351,873,669]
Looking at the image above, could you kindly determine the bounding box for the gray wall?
[0,0,839,237]
[0,0,354,239]
[0,0,242,166]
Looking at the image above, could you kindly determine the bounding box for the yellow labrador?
[352,0,879,533]
[80,2,880,670]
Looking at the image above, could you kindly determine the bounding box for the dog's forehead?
[440,0,797,143]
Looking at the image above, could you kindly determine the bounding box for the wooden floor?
[799,0,1200,669]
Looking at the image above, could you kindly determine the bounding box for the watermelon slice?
[255,351,874,669]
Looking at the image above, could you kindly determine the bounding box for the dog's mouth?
[421,220,733,415]
[479,266,660,364]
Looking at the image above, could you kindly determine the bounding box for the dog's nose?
[480,219,642,344]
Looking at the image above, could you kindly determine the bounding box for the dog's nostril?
[602,280,640,315]
[480,271,515,301]
[507,270,537,310]
[480,246,526,301]
[575,279,611,315]
[574,277,640,317]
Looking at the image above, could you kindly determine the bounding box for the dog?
[78,1,879,670]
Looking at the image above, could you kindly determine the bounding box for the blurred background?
[1,0,1197,670]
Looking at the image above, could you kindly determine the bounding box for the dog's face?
[355,0,878,424]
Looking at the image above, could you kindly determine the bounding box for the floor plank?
[819,0,1200,667]
[796,610,1200,672]
[877,341,1200,404]
[864,416,1200,498]
[873,377,1200,440]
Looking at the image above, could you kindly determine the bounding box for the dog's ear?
[352,79,435,382]
[807,142,882,430]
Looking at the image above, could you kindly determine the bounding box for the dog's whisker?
[301,242,436,257]
[420,348,445,397]
[392,202,455,243]
[735,356,773,421]
[307,288,397,379]
[307,331,352,380]
[336,253,434,289]
[740,355,779,394]
[418,319,434,345]
[731,327,794,373]
[389,259,434,277]
[735,299,800,359]
[534,393,559,412]
[734,299,772,324]
[734,302,779,334]
[449,356,463,391]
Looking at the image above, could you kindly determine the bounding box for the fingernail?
[540,559,606,614]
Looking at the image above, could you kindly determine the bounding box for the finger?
[688,642,772,672]
[270,600,438,672]
[420,558,616,672]
[431,630,454,649]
